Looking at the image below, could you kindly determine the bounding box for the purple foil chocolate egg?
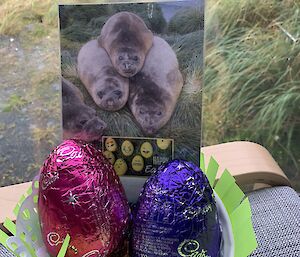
[38,139,130,257]
[130,160,222,257]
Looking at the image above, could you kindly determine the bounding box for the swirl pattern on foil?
[47,232,63,246]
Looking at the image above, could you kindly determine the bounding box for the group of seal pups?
[63,11,183,141]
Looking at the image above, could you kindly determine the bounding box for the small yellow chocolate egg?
[105,137,117,152]
[121,140,134,156]
[132,155,144,172]
[156,138,171,150]
[103,150,116,164]
[140,142,153,158]
[114,158,127,176]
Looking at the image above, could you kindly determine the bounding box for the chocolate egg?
[38,139,130,257]
[121,140,134,157]
[140,142,153,158]
[156,138,171,150]
[105,137,118,152]
[131,155,144,172]
[130,160,222,257]
[103,150,116,164]
[114,158,128,176]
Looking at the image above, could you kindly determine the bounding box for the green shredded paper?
[202,153,258,257]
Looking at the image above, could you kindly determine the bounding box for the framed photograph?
[59,0,204,176]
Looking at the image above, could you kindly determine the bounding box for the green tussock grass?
[0,0,58,35]
[168,7,204,34]
[210,0,297,34]
[59,3,167,42]
[166,31,204,74]
[204,0,300,182]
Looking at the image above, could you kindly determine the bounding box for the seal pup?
[62,77,107,142]
[98,11,153,78]
[77,39,129,111]
[128,36,183,135]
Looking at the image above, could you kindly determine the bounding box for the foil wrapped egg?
[38,139,130,257]
[130,160,222,257]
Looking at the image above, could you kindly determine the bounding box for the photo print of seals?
[62,77,107,142]
[128,36,183,135]
[98,11,154,78]
[77,39,129,111]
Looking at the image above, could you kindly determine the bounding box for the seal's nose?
[106,98,115,106]
[144,114,153,125]
[123,62,131,70]
[144,115,149,122]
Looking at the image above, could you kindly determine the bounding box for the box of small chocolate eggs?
[102,136,174,176]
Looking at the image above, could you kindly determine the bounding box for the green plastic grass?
[201,152,258,257]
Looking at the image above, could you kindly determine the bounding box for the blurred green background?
[0,0,299,191]
[204,0,300,190]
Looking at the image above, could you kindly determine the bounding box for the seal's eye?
[157,111,162,116]
[97,91,104,99]
[133,56,139,61]
[80,119,88,126]
[118,56,124,61]
[114,90,122,99]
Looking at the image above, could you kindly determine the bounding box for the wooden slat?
[0,182,31,226]
[201,141,290,187]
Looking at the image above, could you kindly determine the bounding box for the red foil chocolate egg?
[38,139,130,257]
